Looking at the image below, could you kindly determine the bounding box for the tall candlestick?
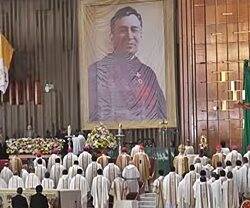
[67,125,71,136]
[118,123,122,135]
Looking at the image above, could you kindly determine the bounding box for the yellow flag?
[0,34,14,94]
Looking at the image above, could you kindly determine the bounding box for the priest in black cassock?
[88,6,166,122]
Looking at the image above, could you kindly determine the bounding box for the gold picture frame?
[79,0,177,130]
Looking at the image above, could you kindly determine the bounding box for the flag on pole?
[0,34,14,94]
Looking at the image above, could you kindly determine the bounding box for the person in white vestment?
[78,133,86,153]
[183,165,199,208]
[217,170,227,205]
[222,171,239,208]
[152,170,165,208]
[162,166,181,208]
[232,160,242,193]
[70,169,90,208]
[0,164,13,184]
[194,158,203,174]
[41,172,54,189]
[131,144,141,158]
[68,160,83,178]
[103,158,121,184]
[193,176,213,208]
[47,151,60,172]
[0,177,7,188]
[177,177,186,208]
[225,146,242,167]
[78,147,92,172]
[239,157,250,197]
[35,159,47,182]
[91,169,110,208]
[97,152,110,169]
[57,169,71,189]
[85,155,102,188]
[110,174,129,204]
[225,161,233,173]
[33,153,46,168]
[25,168,40,189]
[220,141,230,156]
[72,134,85,155]
[122,160,140,193]
[211,173,221,208]
[244,145,250,163]
[8,172,24,189]
[20,165,29,184]
[193,170,207,197]
[50,158,65,187]
[193,149,209,166]
[63,149,78,170]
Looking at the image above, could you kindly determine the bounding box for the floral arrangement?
[85,124,117,150]
[6,138,64,155]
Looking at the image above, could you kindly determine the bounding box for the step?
[138,201,156,206]
[139,205,156,208]
[140,193,156,198]
[139,196,156,202]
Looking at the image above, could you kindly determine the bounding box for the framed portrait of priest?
[79,0,177,129]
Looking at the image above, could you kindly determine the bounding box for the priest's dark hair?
[158,169,164,176]
[219,170,226,177]
[77,169,83,175]
[110,6,143,33]
[17,187,23,194]
[37,158,43,165]
[189,164,195,171]
[200,176,206,182]
[44,172,50,178]
[226,160,232,166]
[55,158,61,163]
[170,166,175,172]
[236,160,242,166]
[97,169,103,175]
[62,169,68,175]
[200,170,206,176]
[227,171,233,179]
[214,173,220,180]
[92,155,97,162]
[74,160,79,165]
[243,157,249,164]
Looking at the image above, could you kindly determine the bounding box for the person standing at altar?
[116,147,131,171]
[184,139,194,155]
[70,169,89,208]
[133,145,151,191]
[0,163,13,184]
[41,172,54,189]
[97,151,110,169]
[130,144,141,158]
[103,158,121,184]
[11,187,28,208]
[50,158,65,187]
[173,144,189,176]
[91,169,110,208]
[122,160,140,194]
[35,159,47,182]
[212,144,225,168]
[10,151,22,176]
[225,145,242,167]
[8,172,24,189]
[85,155,102,188]
[63,147,78,170]
[152,169,165,208]
[68,160,83,178]
[25,167,40,189]
[78,147,92,172]
[57,169,71,189]
[110,173,129,204]
[33,152,46,168]
[162,166,181,208]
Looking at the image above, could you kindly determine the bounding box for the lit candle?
[221,100,227,111]
[230,81,235,91]
[242,90,245,101]
[67,125,71,136]
[118,123,122,135]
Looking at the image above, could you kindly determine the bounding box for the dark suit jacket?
[30,193,49,208]
[11,194,28,208]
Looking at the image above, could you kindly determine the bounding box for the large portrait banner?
[79,0,177,129]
